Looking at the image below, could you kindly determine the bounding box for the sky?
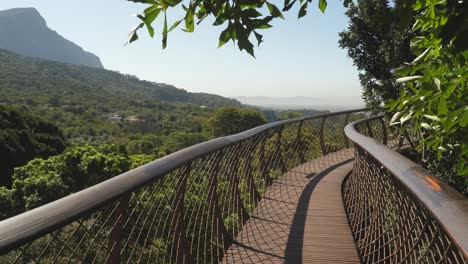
[0,0,363,105]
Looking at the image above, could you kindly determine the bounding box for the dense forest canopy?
[0,105,66,187]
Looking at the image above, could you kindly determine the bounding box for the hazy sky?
[0,0,363,103]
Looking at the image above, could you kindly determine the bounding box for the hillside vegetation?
[0,49,240,145]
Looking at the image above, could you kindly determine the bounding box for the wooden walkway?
[222,149,360,263]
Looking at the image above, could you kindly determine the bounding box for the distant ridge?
[0,48,241,108]
[0,8,103,68]
[234,96,364,111]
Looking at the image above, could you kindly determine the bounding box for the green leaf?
[145,8,161,24]
[283,0,297,11]
[144,5,160,15]
[343,0,352,7]
[460,110,468,127]
[184,7,195,32]
[434,78,441,91]
[318,0,327,13]
[443,84,456,98]
[438,146,447,152]
[254,31,263,46]
[162,12,168,49]
[400,113,412,124]
[218,24,232,48]
[213,16,227,26]
[266,3,284,19]
[126,23,144,45]
[412,47,430,63]
[238,35,255,57]
[459,166,468,176]
[390,111,401,124]
[169,19,183,32]
[243,9,263,18]
[395,75,422,83]
[424,115,441,122]
[128,32,139,44]
[438,97,447,115]
[298,2,308,18]
[421,123,432,130]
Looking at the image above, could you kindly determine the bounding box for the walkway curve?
[222,149,360,263]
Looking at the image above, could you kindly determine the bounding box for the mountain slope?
[0,8,103,68]
[0,49,240,108]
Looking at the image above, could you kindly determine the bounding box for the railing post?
[319,116,327,155]
[297,121,306,163]
[379,117,387,145]
[206,150,232,256]
[228,146,249,225]
[171,163,193,264]
[243,137,261,205]
[107,193,131,264]
[260,134,273,186]
[366,122,374,138]
[245,153,261,205]
[344,113,351,147]
[275,125,288,173]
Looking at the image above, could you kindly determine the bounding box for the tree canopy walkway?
[222,151,359,263]
[0,110,466,263]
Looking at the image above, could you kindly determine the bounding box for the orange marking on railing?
[416,170,442,192]
[425,176,442,192]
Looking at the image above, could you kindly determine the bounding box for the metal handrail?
[0,108,365,255]
[344,116,468,261]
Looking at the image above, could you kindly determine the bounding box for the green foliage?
[161,131,208,153]
[339,0,414,109]
[130,154,157,169]
[388,0,468,190]
[0,144,134,218]
[127,0,355,56]
[0,49,239,151]
[278,111,304,120]
[206,106,267,137]
[0,105,66,187]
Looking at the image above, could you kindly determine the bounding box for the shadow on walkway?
[284,159,352,263]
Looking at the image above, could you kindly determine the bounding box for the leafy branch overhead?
[127,0,351,56]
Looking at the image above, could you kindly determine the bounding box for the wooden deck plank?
[222,149,360,263]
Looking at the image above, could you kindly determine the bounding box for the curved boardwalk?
[222,149,360,263]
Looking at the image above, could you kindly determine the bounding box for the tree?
[0,105,66,187]
[162,131,208,153]
[206,106,267,137]
[0,144,131,218]
[338,0,414,109]
[389,0,468,191]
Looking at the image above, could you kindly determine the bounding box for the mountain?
[0,48,240,109]
[0,8,103,68]
[234,96,364,111]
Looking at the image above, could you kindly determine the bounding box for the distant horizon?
[233,95,363,111]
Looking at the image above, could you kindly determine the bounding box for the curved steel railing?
[1,110,466,263]
[344,116,468,263]
[0,109,367,263]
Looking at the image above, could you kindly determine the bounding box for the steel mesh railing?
[344,116,468,264]
[0,109,368,263]
[1,111,466,264]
